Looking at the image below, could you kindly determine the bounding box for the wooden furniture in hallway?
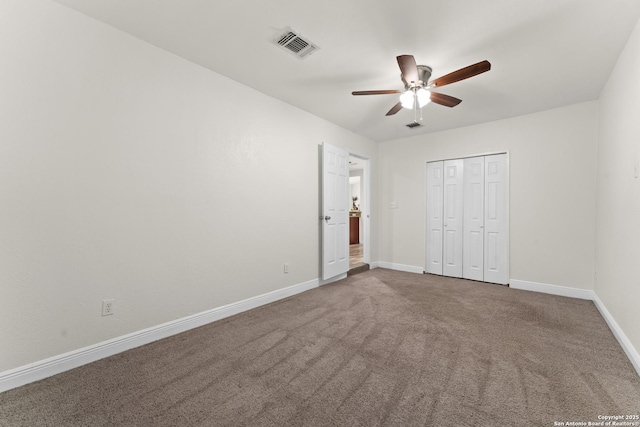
[349,211,360,244]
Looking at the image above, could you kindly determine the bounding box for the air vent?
[274,29,319,59]
[406,121,422,129]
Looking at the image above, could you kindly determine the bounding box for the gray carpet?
[1,268,639,426]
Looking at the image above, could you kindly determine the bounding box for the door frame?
[424,151,510,283]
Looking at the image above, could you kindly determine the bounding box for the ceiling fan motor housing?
[403,65,432,89]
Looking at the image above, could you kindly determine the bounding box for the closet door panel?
[463,156,484,281]
[442,159,463,278]
[425,161,444,275]
[484,154,508,284]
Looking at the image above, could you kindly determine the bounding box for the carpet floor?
[1,268,639,426]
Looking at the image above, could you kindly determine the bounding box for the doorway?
[320,143,370,282]
[348,154,370,275]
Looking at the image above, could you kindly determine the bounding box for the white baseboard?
[377,261,424,274]
[0,278,319,393]
[510,278,640,377]
[591,294,640,377]
[509,279,595,300]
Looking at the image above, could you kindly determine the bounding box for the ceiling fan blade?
[352,90,402,96]
[429,60,491,88]
[430,92,462,108]
[385,102,403,116]
[397,55,419,86]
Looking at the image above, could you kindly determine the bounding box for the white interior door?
[426,161,444,275]
[484,154,508,284]
[463,156,485,281]
[443,159,464,278]
[322,142,350,280]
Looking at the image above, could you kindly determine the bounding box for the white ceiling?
[51,0,640,142]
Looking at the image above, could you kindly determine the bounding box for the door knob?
[324,216,331,221]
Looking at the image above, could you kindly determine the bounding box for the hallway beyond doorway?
[350,243,363,268]
[348,243,368,276]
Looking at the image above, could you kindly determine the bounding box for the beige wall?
[0,0,378,372]
[596,17,640,361]
[378,101,599,288]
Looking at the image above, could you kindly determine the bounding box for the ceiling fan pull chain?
[414,89,418,122]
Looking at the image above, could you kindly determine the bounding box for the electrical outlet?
[390,201,398,209]
[102,299,114,316]
[284,263,289,274]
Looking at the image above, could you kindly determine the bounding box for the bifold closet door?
[442,159,464,278]
[427,154,508,285]
[425,161,444,275]
[484,154,508,284]
[463,157,485,281]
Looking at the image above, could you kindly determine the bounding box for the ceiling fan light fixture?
[399,90,415,109]
[400,88,430,109]
[417,88,431,107]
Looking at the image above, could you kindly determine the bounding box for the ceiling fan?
[352,55,491,117]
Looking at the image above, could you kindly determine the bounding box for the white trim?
[509,279,594,300]
[0,278,319,393]
[424,151,509,163]
[510,278,640,377]
[377,261,424,274]
[591,294,640,377]
[504,153,511,283]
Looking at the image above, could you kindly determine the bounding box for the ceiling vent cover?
[274,29,319,59]
[406,121,422,129]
